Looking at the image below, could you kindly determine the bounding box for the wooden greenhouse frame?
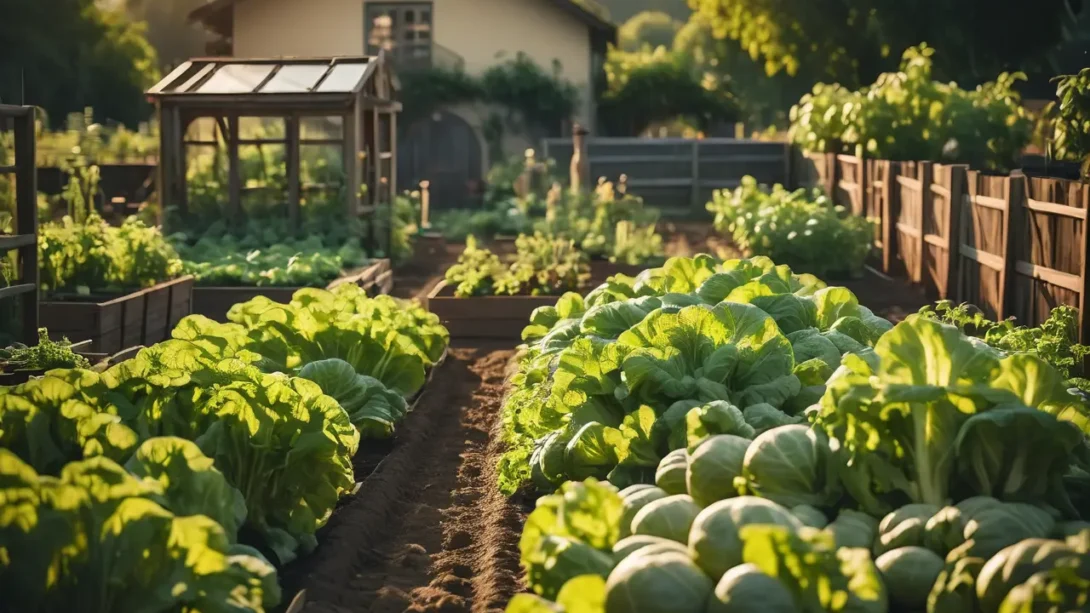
[0,105,39,346]
[146,54,402,254]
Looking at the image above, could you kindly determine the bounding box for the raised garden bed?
[589,260,653,282]
[192,259,393,323]
[426,281,561,340]
[39,276,195,354]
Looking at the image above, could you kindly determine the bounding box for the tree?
[619,11,684,51]
[598,46,738,136]
[688,0,1082,88]
[599,0,692,22]
[0,0,159,125]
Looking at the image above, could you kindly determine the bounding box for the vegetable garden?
[4,45,1090,613]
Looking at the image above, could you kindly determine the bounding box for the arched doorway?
[399,111,483,209]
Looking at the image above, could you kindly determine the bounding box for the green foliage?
[707,176,873,278]
[1049,67,1090,177]
[918,301,1090,392]
[599,46,737,136]
[618,11,683,52]
[688,0,1077,89]
[789,45,1033,170]
[0,328,90,372]
[0,0,159,125]
[445,234,591,298]
[39,212,182,294]
[497,255,899,496]
[399,53,579,137]
[0,449,281,612]
[36,107,158,166]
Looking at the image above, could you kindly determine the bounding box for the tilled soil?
[284,347,527,613]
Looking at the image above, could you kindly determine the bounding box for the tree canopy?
[688,0,1082,88]
[0,0,159,125]
[619,11,685,51]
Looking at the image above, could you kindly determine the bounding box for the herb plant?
[445,233,591,298]
[0,327,90,372]
[707,176,873,278]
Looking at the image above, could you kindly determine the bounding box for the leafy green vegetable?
[298,359,409,438]
[0,328,90,372]
[0,449,280,612]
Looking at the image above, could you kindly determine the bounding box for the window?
[365,3,433,69]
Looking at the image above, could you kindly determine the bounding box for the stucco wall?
[231,0,594,123]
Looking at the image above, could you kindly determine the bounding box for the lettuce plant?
[813,316,1090,518]
[0,449,280,613]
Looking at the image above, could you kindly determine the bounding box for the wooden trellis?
[0,105,39,346]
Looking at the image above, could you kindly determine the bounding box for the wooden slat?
[971,194,1007,210]
[1025,198,1088,220]
[897,176,922,191]
[895,222,922,238]
[0,165,16,174]
[837,179,861,192]
[0,234,35,250]
[923,233,947,249]
[960,245,1005,271]
[930,183,950,198]
[1014,261,1083,292]
[0,283,35,300]
[836,154,862,164]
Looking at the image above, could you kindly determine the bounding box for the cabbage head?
[631,495,701,544]
[875,546,944,610]
[655,448,689,496]
[618,485,668,539]
[686,435,749,507]
[605,549,713,613]
[735,424,841,508]
[687,496,801,579]
[706,563,796,613]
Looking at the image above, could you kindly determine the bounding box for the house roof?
[188,0,616,39]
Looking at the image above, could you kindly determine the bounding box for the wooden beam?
[227,114,240,220]
[13,110,38,342]
[286,114,301,227]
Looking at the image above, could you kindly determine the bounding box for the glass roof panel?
[260,64,330,93]
[315,62,369,93]
[197,64,275,94]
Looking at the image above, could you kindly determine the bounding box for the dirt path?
[285,347,527,613]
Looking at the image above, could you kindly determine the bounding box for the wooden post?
[227,114,240,221]
[1080,180,1090,344]
[13,108,38,344]
[690,140,701,215]
[881,160,899,274]
[943,165,968,300]
[1000,174,1026,321]
[570,123,589,195]
[286,114,300,227]
[420,180,431,229]
[917,161,934,284]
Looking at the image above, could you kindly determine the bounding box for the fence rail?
[794,150,1090,342]
[543,137,789,217]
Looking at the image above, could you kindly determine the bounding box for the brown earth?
[282,346,528,613]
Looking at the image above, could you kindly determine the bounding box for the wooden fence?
[794,150,1090,341]
[543,137,790,217]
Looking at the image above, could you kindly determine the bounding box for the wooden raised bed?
[426,281,561,340]
[192,259,393,323]
[39,276,195,354]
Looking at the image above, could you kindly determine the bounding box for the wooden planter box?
[193,259,393,323]
[39,276,194,354]
[426,281,561,340]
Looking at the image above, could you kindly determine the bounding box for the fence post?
[943,165,968,300]
[1000,173,1025,321]
[419,180,431,229]
[881,160,900,274]
[917,162,933,284]
[570,124,589,195]
[690,140,701,215]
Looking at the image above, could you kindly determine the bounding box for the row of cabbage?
[0,284,450,613]
[498,255,1090,613]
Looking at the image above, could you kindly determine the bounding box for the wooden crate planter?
[193,259,392,323]
[426,281,561,340]
[39,276,195,354]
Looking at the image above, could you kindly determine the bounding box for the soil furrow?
[286,347,525,613]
